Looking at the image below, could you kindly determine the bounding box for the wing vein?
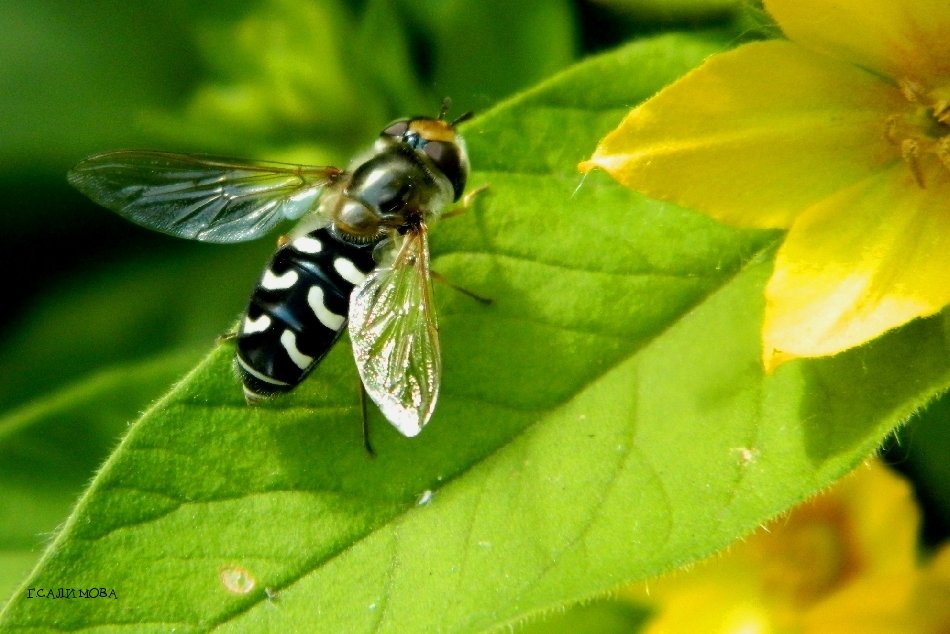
[68,151,338,243]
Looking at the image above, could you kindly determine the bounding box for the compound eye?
[383,120,409,137]
[423,141,465,199]
[423,140,448,164]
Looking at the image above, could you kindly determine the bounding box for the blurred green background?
[0,0,946,625]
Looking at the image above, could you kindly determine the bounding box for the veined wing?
[68,151,341,243]
[348,226,441,437]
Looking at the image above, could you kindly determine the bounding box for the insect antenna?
[450,111,474,127]
[438,97,452,121]
[437,97,473,127]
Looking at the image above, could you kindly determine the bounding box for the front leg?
[441,185,489,220]
[434,184,492,304]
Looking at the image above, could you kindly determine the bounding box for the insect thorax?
[324,147,454,242]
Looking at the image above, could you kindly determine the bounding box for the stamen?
[900,138,925,187]
[898,78,925,104]
[934,100,950,125]
[888,78,950,184]
[883,114,902,143]
[936,138,950,173]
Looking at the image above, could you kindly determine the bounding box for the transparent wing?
[348,227,441,437]
[68,151,341,243]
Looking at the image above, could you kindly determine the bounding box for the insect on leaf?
[2,32,948,634]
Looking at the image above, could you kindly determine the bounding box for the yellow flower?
[580,0,950,370]
[623,461,950,633]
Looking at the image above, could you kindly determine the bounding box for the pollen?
[885,78,950,188]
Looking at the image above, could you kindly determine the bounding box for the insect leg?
[360,381,376,458]
[217,331,239,344]
[441,185,489,220]
[431,184,492,304]
[430,270,493,305]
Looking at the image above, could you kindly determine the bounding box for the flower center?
[886,78,950,187]
[755,497,862,607]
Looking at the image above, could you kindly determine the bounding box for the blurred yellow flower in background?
[625,461,950,633]
[580,0,950,370]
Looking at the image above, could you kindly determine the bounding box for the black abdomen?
[236,227,377,401]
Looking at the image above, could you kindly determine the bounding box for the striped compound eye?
[382,120,409,138]
[423,140,466,201]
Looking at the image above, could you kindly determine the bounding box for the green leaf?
[2,33,948,631]
[514,599,649,633]
[0,352,198,599]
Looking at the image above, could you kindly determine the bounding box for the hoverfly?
[68,103,481,439]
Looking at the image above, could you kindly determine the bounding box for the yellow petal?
[629,461,924,633]
[910,544,950,632]
[763,166,950,369]
[831,461,919,577]
[580,41,903,229]
[786,461,920,632]
[766,0,950,83]
[800,573,918,634]
[641,586,771,634]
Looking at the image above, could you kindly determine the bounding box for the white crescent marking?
[261,269,299,290]
[280,330,314,370]
[334,258,367,286]
[242,314,272,334]
[291,235,323,254]
[307,286,345,331]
